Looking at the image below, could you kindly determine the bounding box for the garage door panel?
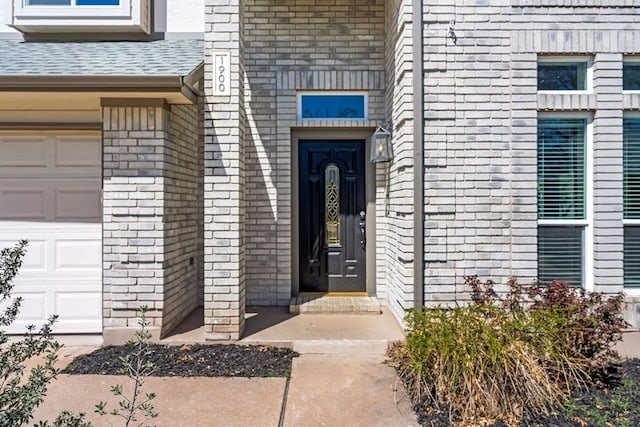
[1,291,48,322]
[55,137,101,167]
[1,179,101,222]
[0,189,47,220]
[57,292,102,318]
[54,283,102,332]
[20,240,47,273]
[55,187,101,221]
[0,137,48,167]
[55,240,102,272]
[0,134,101,178]
[0,131,102,334]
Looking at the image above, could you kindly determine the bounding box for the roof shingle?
[0,39,203,76]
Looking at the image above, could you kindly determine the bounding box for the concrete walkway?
[32,352,417,426]
[31,310,640,426]
[32,308,418,427]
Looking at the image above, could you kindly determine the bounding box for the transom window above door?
[298,93,367,120]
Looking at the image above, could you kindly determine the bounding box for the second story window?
[12,0,149,34]
[623,61,640,91]
[25,0,120,4]
[538,59,590,91]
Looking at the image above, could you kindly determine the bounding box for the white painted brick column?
[204,0,246,340]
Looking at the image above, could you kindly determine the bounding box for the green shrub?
[387,275,628,425]
[0,241,61,427]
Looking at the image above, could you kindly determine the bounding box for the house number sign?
[213,52,231,98]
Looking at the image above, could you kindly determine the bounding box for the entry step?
[290,296,382,314]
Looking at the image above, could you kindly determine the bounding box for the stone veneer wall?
[102,101,201,341]
[420,0,640,324]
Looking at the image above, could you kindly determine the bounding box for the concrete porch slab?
[159,305,406,356]
[240,306,406,354]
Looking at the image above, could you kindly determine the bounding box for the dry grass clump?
[387,276,628,425]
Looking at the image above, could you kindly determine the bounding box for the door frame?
[291,128,377,297]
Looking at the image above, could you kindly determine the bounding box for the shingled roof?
[0,39,203,76]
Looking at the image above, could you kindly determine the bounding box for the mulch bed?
[411,358,640,427]
[63,344,299,378]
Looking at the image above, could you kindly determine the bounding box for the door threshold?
[299,292,368,297]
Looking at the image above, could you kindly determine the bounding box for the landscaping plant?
[387,275,629,425]
[0,240,62,427]
[94,305,158,426]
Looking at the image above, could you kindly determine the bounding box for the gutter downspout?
[413,0,425,310]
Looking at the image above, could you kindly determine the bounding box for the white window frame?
[14,0,130,18]
[623,112,640,294]
[297,91,369,121]
[537,56,594,94]
[537,113,594,291]
[623,57,640,93]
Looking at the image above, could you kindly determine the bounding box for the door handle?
[359,210,366,249]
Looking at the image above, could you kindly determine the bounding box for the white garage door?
[0,132,102,333]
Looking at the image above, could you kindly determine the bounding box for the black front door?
[299,140,366,293]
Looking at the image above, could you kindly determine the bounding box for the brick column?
[203,0,246,340]
[593,53,624,292]
[102,100,169,342]
[102,99,202,343]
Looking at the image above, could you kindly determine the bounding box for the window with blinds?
[624,118,640,219]
[624,117,640,287]
[538,226,583,286]
[624,227,640,288]
[537,118,586,220]
[537,117,586,287]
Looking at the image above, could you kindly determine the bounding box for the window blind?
[624,117,640,219]
[538,226,583,286]
[538,118,586,220]
[624,226,640,288]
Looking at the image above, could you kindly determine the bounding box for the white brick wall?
[102,101,201,341]
[420,1,640,325]
[200,0,640,332]
[384,0,416,320]
[204,0,246,340]
[242,0,386,306]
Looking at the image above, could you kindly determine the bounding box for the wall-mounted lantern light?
[370,125,393,163]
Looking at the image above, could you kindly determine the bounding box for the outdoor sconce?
[370,125,393,163]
